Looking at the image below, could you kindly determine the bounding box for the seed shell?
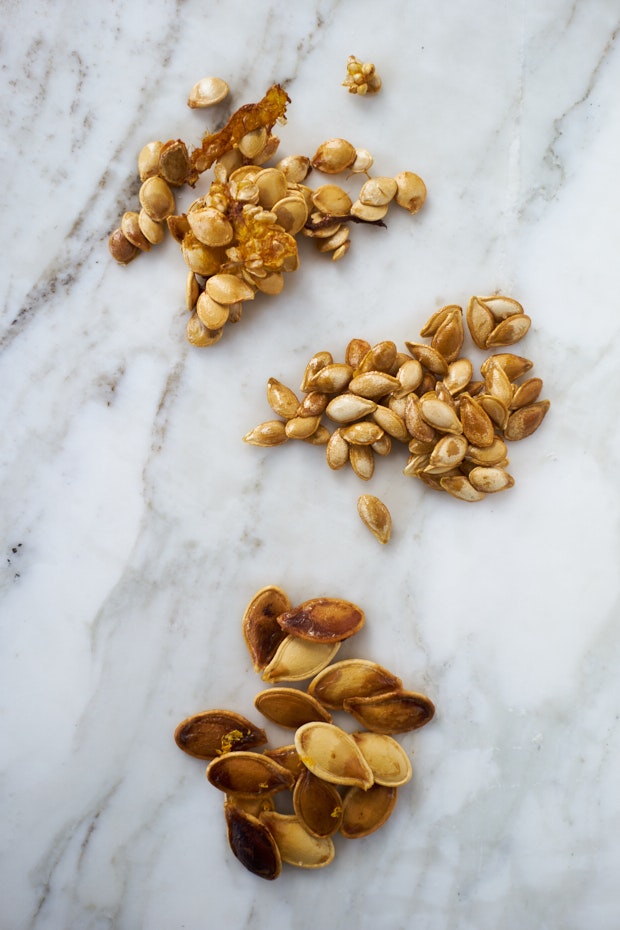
[207,751,295,796]
[261,636,341,684]
[254,687,332,729]
[277,597,365,643]
[357,495,392,545]
[259,811,335,869]
[174,710,268,760]
[293,767,343,838]
[308,659,403,710]
[351,731,413,787]
[242,584,291,672]
[224,801,281,880]
[343,689,435,734]
[294,722,374,789]
[340,784,398,839]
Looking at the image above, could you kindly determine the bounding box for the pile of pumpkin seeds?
[244,295,550,537]
[108,79,426,347]
[174,585,435,879]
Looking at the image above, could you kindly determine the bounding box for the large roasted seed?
[348,371,400,400]
[263,745,304,778]
[207,751,295,796]
[343,689,435,734]
[308,659,403,710]
[266,378,300,419]
[297,391,329,417]
[431,307,464,362]
[294,722,374,789]
[483,361,514,408]
[277,597,364,643]
[480,353,533,382]
[293,767,343,838]
[340,421,384,445]
[510,377,543,409]
[206,273,255,304]
[242,584,291,672]
[468,466,515,493]
[326,428,350,469]
[458,393,495,447]
[187,76,229,108]
[440,474,486,501]
[478,294,524,319]
[427,434,468,471]
[466,296,495,349]
[465,436,508,465]
[370,405,409,442]
[404,394,437,443]
[486,314,531,347]
[261,636,341,683]
[285,414,322,439]
[326,393,378,423]
[404,343,449,378]
[345,338,372,369]
[357,494,392,544]
[350,445,374,482]
[243,420,288,447]
[306,363,353,394]
[300,351,333,391]
[340,783,397,839]
[444,357,474,395]
[355,341,398,375]
[504,400,550,440]
[224,801,281,880]
[259,811,335,869]
[419,396,463,434]
[311,138,357,174]
[393,171,427,214]
[174,710,267,760]
[254,687,332,729]
[359,176,397,206]
[312,184,353,216]
[351,731,412,787]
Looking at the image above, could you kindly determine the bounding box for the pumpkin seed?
[308,659,402,710]
[277,597,365,643]
[293,767,343,837]
[242,585,291,672]
[261,636,341,683]
[351,731,413,787]
[254,687,332,729]
[259,811,335,869]
[224,801,281,880]
[343,689,435,734]
[294,722,374,789]
[504,400,550,440]
[207,750,295,796]
[174,710,267,760]
[357,494,392,544]
[340,784,398,839]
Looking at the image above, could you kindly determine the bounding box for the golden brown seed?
[307,659,402,710]
[303,424,331,445]
[207,751,295,797]
[166,212,190,243]
[196,291,230,329]
[139,176,175,221]
[404,342,449,377]
[251,134,281,166]
[340,783,397,839]
[510,377,544,409]
[393,171,427,213]
[256,168,288,208]
[458,393,496,447]
[186,313,223,347]
[293,767,343,838]
[294,722,374,789]
[431,307,464,363]
[349,444,375,480]
[312,184,352,216]
[370,405,409,442]
[238,126,268,159]
[351,731,412,787]
[428,434,468,471]
[326,429,350,469]
[316,225,351,253]
[206,273,255,304]
[285,415,322,440]
[419,396,463,434]
[187,205,234,247]
[263,745,304,778]
[477,393,509,431]
[138,208,165,245]
[340,421,385,445]
[419,304,460,337]
[355,340,398,375]
[325,393,377,424]
[466,296,496,349]
[350,200,389,222]
[372,433,392,456]
[254,687,332,729]
[187,76,229,108]
[138,140,163,181]
[296,391,329,417]
[479,294,524,319]
[185,271,200,311]
[243,420,288,447]
[261,636,341,684]
[311,138,357,174]
[468,466,515,493]
[440,474,486,501]
[300,351,333,391]
[277,597,365,643]
[357,494,392,544]
[484,361,514,408]
[348,371,400,399]
[504,400,550,440]
[158,139,191,187]
[259,811,335,869]
[242,584,290,672]
[120,211,151,251]
[266,378,300,419]
[345,338,372,370]
[486,314,531,347]
[174,710,267,760]
[465,436,508,466]
[395,358,424,394]
[275,154,311,183]
[108,228,139,265]
[404,394,437,443]
[224,802,281,880]
[181,233,224,276]
[272,195,308,235]
[480,353,534,382]
[306,363,353,394]
[359,176,397,206]
[343,689,435,735]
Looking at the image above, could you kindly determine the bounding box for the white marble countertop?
[2,1,620,928]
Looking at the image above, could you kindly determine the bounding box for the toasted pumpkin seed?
[261,636,341,684]
[480,353,533,382]
[357,494,392,544]
[458,393,495,447]
[486,313,531,347]
[504,400,550,440]
[294,721,374,789]
[510,377,543,409]
[393,171,426,213]
[174,710,267,760]
[348,371,400,399]
[263,744,304,778]
[206,273,255,304]
[343,689,435,734]
[345,338,372,369]
[359,176,397,206]
[207,751,295,796]
[259,811,335,868]
[440,474,486,501]
[224,801,281,880]
[468,466,515,493]
[466,296,495,349]
[293,767,343,837]
[326,428,350,469]
[351,731,413,787]
[187,76,229,108]
[431,307,464,362]
[308,659,402,710]
[266,378,300,419]
[326,393,377,423]
[419,396,463,434]
[277,597,365,643]
[243,420,288,447]
[242,584,291,672]
[340,421,385,445]
[340,784,397,839]
[254,687,332,729]
[311,138,357,174]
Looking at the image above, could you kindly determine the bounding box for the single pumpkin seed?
[466,296,495,349]
[137,140,163,181]
[308,658,403,710]
[393,171,427,213]
[261,635,341,684]
[348,371,400,400]
[326,428,350,469]
[276,597,365,643]
[358,176,397,206]
[196,291,230,330]
[444,357,474,395]
[357,494,392,544]
[504,400,550,440]
[139,176,175,221]
[350,199,389,222]
[285,414,322,440]
[326,393,378,424]
[243,420,288,447]
[306,363,354,394]
[311,138,357,174]
[468,466,515,493]
[174,710,267,760]
[478,294,524,319]
[486,313,531,347]
[206,273,256,304]
[207,751,295,796]
[419,304,460,337]
[293,767,343,838]
[370,404,409,442]
[343,689,435,734]
[465,436,508,465]
[186,313,223,347]
[480,352,534,381]
[300,351,333,391]
[340,783,397,839]
[312,184,353,216]
[241,584,291,672]
[458,393,495,446]
[266,378,300,419]
[345,338,372,369]
[404,342,449,377]
[259,811,335,869]
[351,731,413,787]
[340,421,385,445]
[419,396,463,434]
[510,377,543,409]
[355,340,398,375]
[187,76,229,108]
[431,307,464,363]
[224,801,281,880]
[439,474,486,501]
[254,687,332,729]
[294,721,374,789]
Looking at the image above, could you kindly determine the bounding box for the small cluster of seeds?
[243,295,550,530]
[174,585,435,879]
[342,55,382,95]
[108,81,427,347]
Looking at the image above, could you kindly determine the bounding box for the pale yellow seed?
[357,495,392,544]
[138,140,163,182]
[187,76,229,108]
[311,138,357,174]
[139,176,175,222]
[186,313,223,347]
[326,427,350,469]
[350,200,388,222]
[206,273,255,304]
[185,271,200,311]
[312,185,353,217]
[138,208,165,245]
[349,445,375,480]
[393,172,427,214]
[243,420,288,447]
[187,206,234,247]
[238,126,268,159]
[351,148,374,173]
[196,291,230,330]
[358,177,397,207]
[256,168,288,209]
[276,154,311,183]
[120,211,151,251]
[272,196,308,235]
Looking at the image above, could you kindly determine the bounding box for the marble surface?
[2,1,620,927]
